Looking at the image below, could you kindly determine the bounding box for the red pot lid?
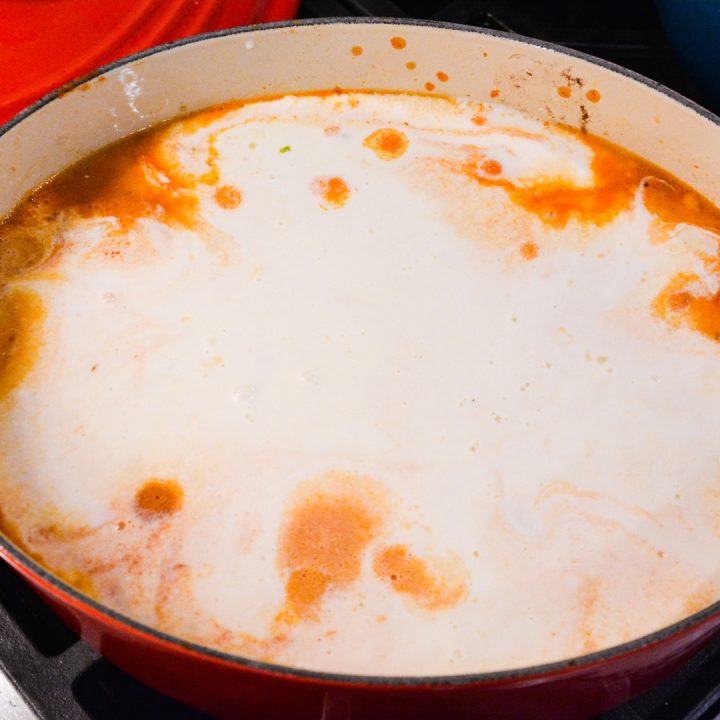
[0,0,299,124]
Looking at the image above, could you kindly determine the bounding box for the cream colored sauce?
[2,92,720,675]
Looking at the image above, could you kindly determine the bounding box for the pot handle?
[321,690,352,720]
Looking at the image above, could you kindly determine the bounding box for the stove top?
[2,1,719,718]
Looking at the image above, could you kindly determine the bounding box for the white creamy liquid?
[2,92,720,675]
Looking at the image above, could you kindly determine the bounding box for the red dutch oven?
[0,0,300,123]
[1,19,720,720]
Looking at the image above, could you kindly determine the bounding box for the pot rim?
[1,15,719,689]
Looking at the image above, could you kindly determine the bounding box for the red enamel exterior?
[0,0,299,123]
[4,548,720,720]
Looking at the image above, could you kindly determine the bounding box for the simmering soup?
[1,91,720,675]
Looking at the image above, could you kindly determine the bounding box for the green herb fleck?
[279,145,292,153]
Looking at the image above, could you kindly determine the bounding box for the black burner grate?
[2,1,719,718]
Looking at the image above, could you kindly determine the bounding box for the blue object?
[656,0,720,109]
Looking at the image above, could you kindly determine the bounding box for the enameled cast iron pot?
[0,0,300,124]
[1,19,720,720]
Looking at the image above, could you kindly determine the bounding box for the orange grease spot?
[311,176,351,208]
[276,474,384,623]
[351,45,363,56]
[373,544,467,611]
[363,128,409,161]
[0,288,45,404]
[436,71,449,82]
[520,241,539,260]
[424,82,436,92]
[480,159,502,176]
[490,88,500,98]
[654,273,720,343]
[134,478,184,521]
[406,61,416,70]
[283,569,331,619]
[390,36,407,50]
[586,89,601,103]
[557,85,572,98]
[214,185,242,210]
